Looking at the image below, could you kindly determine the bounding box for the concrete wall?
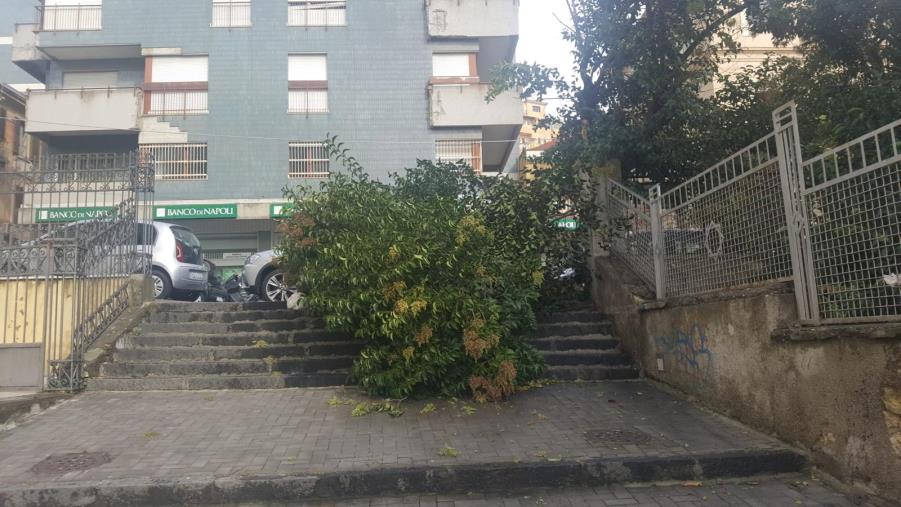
[426,0,519,38]
[593,256,901,500]
[0,0,39,85]
[25,87,143,134]
[429,84,521,127]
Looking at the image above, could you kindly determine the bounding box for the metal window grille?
[139,144,208,181]
[436,140,483,173]
[799,120,901,323]
[289,142,330,178]
[39,4,102,31]
[212,0,252,27]
[288,0,346,26]
[288,90,328,113]
[0,151,154,391]
[147,90,209,116]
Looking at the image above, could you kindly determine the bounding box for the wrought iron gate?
[0,152,154,390]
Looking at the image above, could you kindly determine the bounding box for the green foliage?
[490,0,901,189]
[278,141,589,401]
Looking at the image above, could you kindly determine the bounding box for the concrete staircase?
[535,307,640,381]
[88,302,359,391]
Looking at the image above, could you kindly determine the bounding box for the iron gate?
[0,151,154,390]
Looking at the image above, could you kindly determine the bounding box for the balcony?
[38,4,102,32]
[428,82,522,128]
[11,24,48,81]
[426,0,518,39]
[25,88,143,136]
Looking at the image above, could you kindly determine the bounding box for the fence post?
[772,102,819,322]
[649,184,666,300]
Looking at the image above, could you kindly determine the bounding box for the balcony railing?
[288,1,346,27]
[140,144,208,181]
[436,139,483,173]
[428,82,523,128]
[25,87,143,135]
[145,87,209,116]
[38,4,102,31]
[212,1,252,27]
[288,89,328,113]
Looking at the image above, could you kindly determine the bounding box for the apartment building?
[9,0,523,264]
[520,99,557,150]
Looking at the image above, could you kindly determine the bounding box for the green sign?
[270,203,295,219]
[154,204,238,220]
[35,207,117,223]
[555,218,581,230]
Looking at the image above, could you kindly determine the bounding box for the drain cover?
[30,452,112,475]
[584,428,654,445]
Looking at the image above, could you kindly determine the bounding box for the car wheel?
[151,268,173,300]
[261,269,294,302]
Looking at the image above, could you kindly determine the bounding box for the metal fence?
[139,143,208,181]
[605,102,901,324]
[38,4,102,31]
[287,1,347,27]
[212,1,252,28]
[0,151,154,390]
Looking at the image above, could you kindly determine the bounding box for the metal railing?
[798,119,901,323]
[38,4,102,31]
[289,142,330,178]
[604,102,901,324]
[146,90,209,116]
[287,0,347,27]
[212,0,252,27]
[288,90,329,113]
[139,143,208,181]
[0,151,154,390]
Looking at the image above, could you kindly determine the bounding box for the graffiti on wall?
[654,323,714,377]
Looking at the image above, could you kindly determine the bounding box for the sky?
[516,0,577,110]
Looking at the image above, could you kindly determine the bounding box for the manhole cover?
[584,428,654,445]
[30,452,112,475]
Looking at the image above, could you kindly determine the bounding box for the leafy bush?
[277,145,588,401]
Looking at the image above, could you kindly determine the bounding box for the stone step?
[531,335,620,352]
[139,317,324,335]
[148,309,306,324]
[539,309,605,323]
[114,342,361,362]
[536,321,612,338]
[154,301,287,313]
[120,330,350,348]
[541,350,631,367]
[86,372,350,391]
[99,356,356,378]
[545,365,640,381]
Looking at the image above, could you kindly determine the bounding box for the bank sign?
[35,207,117,223]
[555,218,581,230]
[155,204,238,220]
[270,203,294,219]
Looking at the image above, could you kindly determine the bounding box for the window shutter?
[432,54,471,77]
[151,56,209,83]
[288,55,328,81]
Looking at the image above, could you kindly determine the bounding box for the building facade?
[10,0,523,264]
[520,99,557,151]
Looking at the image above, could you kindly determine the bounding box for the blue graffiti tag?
[654,323,714,376]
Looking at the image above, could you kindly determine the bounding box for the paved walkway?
[240,478,882,506]
[0,382,790,486]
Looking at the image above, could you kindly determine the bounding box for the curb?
[0,449,807,507]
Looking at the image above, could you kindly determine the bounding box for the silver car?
[242,250,296,302]
[148,222,208,300]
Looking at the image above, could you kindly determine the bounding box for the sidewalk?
[0,382,807,506]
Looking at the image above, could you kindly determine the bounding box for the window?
[288,1,346,27]
[432,53,476,79]
[144,56,209,115]
[288,55,328,113]
[42,0,102,31]
[436,140,482,173]
[212,0,252,27]
[532,105,541,113]
[289,142,330,178]
[140,143,208,181]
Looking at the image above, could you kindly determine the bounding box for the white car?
[242,250,296,302]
